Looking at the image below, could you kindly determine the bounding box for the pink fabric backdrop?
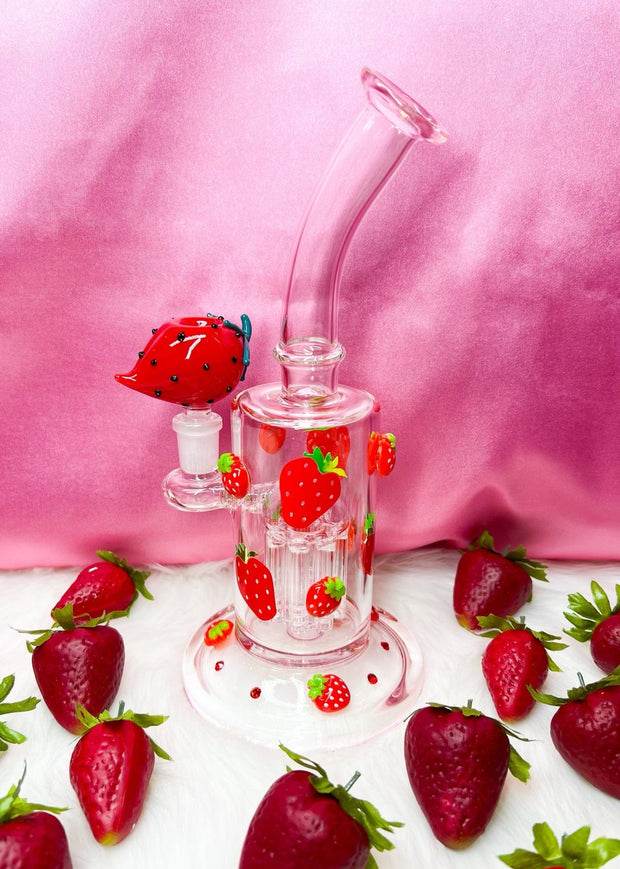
[2,1,619,568]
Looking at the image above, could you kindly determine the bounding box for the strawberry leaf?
[0,765,67,825]
[303,447,347,478]
[74,703,172,761]
[500,822,620,868]
[0,674,39,749]
[476,615,567,669]
[96,550,154,602]
[467,531,548,581]
[564,582,620,641]
[532,821,560,859]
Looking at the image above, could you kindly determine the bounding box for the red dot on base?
[250,687,262,699]
[215,661,224,671]
[380,641,390,651]
[367,673,378,684]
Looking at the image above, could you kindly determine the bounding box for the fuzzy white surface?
[1,547,619,868]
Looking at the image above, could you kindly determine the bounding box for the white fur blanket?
[1,547,619,868]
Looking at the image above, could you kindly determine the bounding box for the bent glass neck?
[275,68,446,402]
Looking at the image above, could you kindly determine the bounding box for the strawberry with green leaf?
[0,674,39,751]
[361,512,375,576]
[235,543,276,621]
[218,452,250,498]
[279,448,346,529]
[306,577,345,618]
[499,821,620,868]
[453,530,548,630]
[307,674,351,713]
[564,580,620,674]
[477,615,567,722]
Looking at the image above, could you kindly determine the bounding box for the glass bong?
[116,68,446,749]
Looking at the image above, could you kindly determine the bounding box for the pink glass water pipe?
[116,69,446,749]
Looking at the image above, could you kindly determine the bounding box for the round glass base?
[182,603,424,750]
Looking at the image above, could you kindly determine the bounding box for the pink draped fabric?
[2,1,619,567]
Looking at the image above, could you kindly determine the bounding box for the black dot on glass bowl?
[250,686,261,699]
[381,641,390,651]
[231,356,237,364]
[203,363,210,371]
[226,386,232,393]
[214,661,224,671]
[177,332,185,341]
[154,389,162,397]
[235,331,241,338]
[367,673,378,684]
[151,328,157,334]
[211,323,218,329]
[170,375,178,382]
[138,351,144,358]
[150,359,157,366]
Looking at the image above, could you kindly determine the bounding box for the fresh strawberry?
[367,432,396,476]
[564,580,620,674]
[0,673,39,750]
[307,674,351,713]
[306,426,350,470]
[115,313,251,408]
[499,821,620,869]
[531,668,620,798]
[51,550,152,625]
[69,703,170,845]
[404,701,530,849]
[239,744,402,869]
[361,512,375,575]
[453,530,548,630]
[258,424,286,454]
[235,543,277,621]
[306,577,346,618]
[0,767,72,869]
[477,615,567,722]
[204,618,234,646]
[25,608,125,734]
[218,452,250,497]
[279,447,346,529]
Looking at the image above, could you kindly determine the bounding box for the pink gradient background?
[2,1,619,568]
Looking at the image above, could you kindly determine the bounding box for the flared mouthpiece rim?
[361,67,448,144]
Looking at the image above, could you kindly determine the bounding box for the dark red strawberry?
[0,673,39,750]
[217,452,250,497]
[306,426,350,470]
[115,313,251,408]
[361,512,375,576]
[453,530,548,630]
[499,821,620,869]
[239,745,402,869]
[279,447,346,529]
[235,543,276,621]
[25,609,125,734]
[307,674,351,713]
[259,424,286,454]
[69,703,170,845]
[477,615,567,722]
[531,668,620,799]
[0,768,72,869]
[306,577,346,617]
[404,701,530,849]
[564,581,620,674]
[51,550,152,625]
[204,618,234,646]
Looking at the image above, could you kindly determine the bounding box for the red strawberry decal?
[477,615,567,722]
[279,447,346,529]
[453,530,548,630]
[361,512,375,576]
[367,432,396,476]
[217,452,250,497]
[235,543,276,621]
[51,550,152,625]
[239,745,402,869]
[0,674,39,750]
[0,768,72,869]
[531,668,620,799]
[404,701,530,849]
[564,581,620,674]
[307,673,351,713]
[306,426,350,470]
[69,703,170,845]
[499,821,620,869]
[204,619,234,646]
[259,424,286,454]
[306,577,346,618]
[115,314,251,408]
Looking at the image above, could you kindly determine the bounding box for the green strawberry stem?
[427,700,531,782]
[235,542,258,563]
[499,821,620,868]
[469,531,548,582]
[529,665,620,706]
[563,581,620,642]
[0,764,67,824]
[303,447,347,477]
[20,606,127,652]
[96,550,153,601]
[75,702,172,761]
[324,577,346,601]
[476,615,568,671]
[279,745,402,856]
[0,675,39,751]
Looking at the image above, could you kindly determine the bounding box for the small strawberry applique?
[367,432,396,476]
[204,619,234,646]
[307,674,351,713]
[361,512,376,576]
[235,544,276,621]
[218,453,250,498]
[306,577,346,618]
[279,447,346,529]
[305,426,350,471]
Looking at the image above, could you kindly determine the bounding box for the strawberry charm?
[218,453,250,498]
[307,674,351,713]
[115,313,251,408]
[239,744,402,869]
[0,768,72,869]
[0,674,39,750]
[259,424,286,454]
[279,447,346,529]
[235,543,276,621]
[51,550,152,625]
[499,821,620,869]
[531,668,620,798]
[477,615,567,722]
[204,618,234,646]
[404,701,531,849]
[306,577,346,618]
[306,426,351,470]
[70,703,170,845]
[453,530,548,630]
[361,512,376,576]
[564,580,620,674]
[367,432,396,476]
